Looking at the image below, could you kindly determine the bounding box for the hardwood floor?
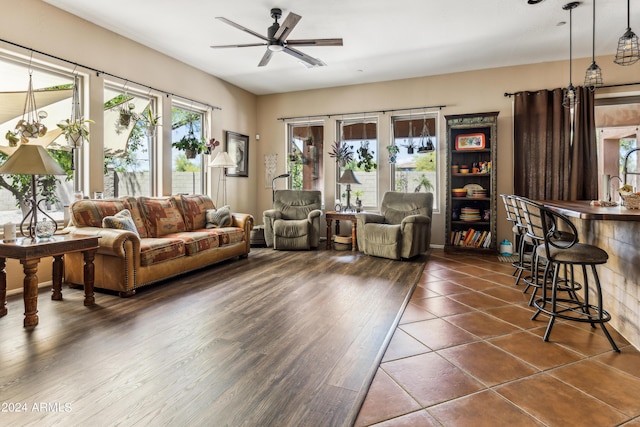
[0,248,427,426]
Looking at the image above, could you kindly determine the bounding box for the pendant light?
[614,0,640,65]
[584,0,603,89]
[562,2,580,109]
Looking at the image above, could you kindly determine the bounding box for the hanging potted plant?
[403,140,416,154]
[356,141,377,172]
[118,102,136,127]
[57,117,94,147]
[172,131,206,158]
[386,144,400,164]
[329,140,354,167]
[140,108,161,136]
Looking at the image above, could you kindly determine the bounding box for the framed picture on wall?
[225,131,249,177]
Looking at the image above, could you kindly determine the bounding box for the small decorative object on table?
[618,184,640,209]
[35,219,57,239]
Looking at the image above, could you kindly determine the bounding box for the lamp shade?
[338,169,361,185]
[0,143,65,175]
[209,151,235,168]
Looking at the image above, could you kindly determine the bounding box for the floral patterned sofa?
[64,194,253,297]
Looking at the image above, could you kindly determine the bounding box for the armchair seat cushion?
[363,223,401,260]
[273,219,310,250]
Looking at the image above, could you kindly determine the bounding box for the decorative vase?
[389,154,397,164]
[35,219,56,239]
[185,149,197,159]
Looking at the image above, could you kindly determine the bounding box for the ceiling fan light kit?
[211,7,343,67]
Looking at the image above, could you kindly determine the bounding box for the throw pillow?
[179,194,214,230]
[138,197,186,237]
[206,205,232,228]
[102,209,139,236]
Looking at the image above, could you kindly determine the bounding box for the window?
[595,97,640,200]
[287,122,324,191]
[391,113,438,209]
[103,85,156,198]
[336,119,378,209]
[0,55,76,224]
[171,105,206,195]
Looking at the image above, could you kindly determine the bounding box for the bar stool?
[503,195,533,287]
[520,199,619,352]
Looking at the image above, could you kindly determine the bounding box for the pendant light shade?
[584,0,603,89]
[614,0,640,65]
[562,2,580,109]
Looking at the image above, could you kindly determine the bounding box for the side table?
[0,234,100,328]
[325,211,359,251]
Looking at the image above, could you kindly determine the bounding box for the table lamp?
[338,169,361,212]
[0,144,65,238]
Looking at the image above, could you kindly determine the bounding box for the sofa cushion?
[205,205,232,228]
[215,227,246,246]
[139,237,185,266]
[119,196,149,238]
[179,194,215,231]
[102,209,139,235]
[139,197,186,237]
[71,199,130,228]
[164,230,221,255]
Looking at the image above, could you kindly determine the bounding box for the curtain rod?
[277,104,446,121]
[0,37,222,111]
[504,81,640,97]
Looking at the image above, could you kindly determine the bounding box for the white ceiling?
[43,0,633,95]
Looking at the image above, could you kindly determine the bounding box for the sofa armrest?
[67,226,140,259]
[231,213,254,231]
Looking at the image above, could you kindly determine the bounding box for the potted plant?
[403,140,417,154]
[141,108,161,136]
[353,189,364,212]
[356,141,377,172]
[118,102,137,127]
[329,140,354,167]
[172,132,206,158]
[386,144,400,164]
[413,174,434,192]
[57,117,94,147]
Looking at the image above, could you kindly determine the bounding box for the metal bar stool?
[520,199,619,352]
[503,194,535,287]
[500,194,525,280]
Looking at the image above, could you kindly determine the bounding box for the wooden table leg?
[326,218,333,250]
[21,258,40,328]
[83,249,97,306]
[351,221,357,252]
[51,254,64,301]
[335,220,341,237]
[0,257,7,317]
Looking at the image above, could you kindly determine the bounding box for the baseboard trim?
[6,280,53,297]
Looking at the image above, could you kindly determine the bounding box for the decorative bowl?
[452,188,468,197]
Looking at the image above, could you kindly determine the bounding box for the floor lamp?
[209,151,235,206]
[0,144,65,238]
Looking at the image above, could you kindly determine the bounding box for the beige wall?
[2,0,640,292]
[256,57,640,246]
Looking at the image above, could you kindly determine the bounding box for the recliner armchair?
[356,192,433,260]
[263,190,322,250]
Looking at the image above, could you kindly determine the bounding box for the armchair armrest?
[356,212,385,224]
[401,214,431,226]
[307,209,323,222]
[263,209,282,220]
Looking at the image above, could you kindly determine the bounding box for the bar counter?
[543,200,640,350]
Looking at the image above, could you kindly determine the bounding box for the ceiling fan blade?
[274,12,301,41]
[215,17,268,41]
[286,38,344,47]
[258,49,274,67]
[283,46,326,67]
[210,43,267,49]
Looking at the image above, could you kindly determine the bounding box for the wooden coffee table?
[325,211,358,251]
[0,234,99,328]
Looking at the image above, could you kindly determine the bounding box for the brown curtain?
[513,87,597,200]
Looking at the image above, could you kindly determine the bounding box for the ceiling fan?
[211,8,343,68]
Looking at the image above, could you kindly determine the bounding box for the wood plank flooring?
[0,248,427,426]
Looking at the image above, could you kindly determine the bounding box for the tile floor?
[355,249,640,427]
